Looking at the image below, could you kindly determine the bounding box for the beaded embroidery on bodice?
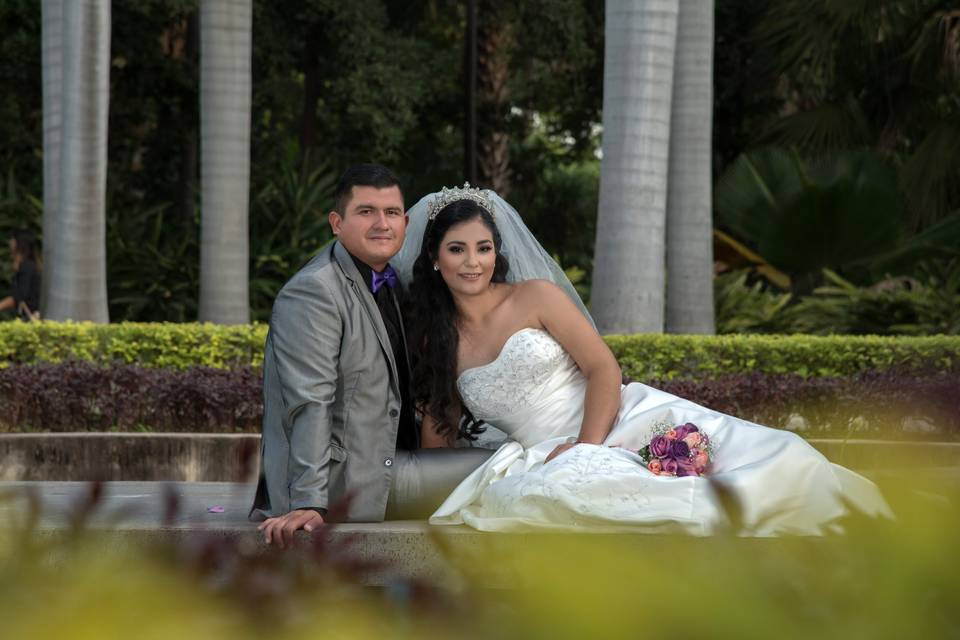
[456,328,576,425]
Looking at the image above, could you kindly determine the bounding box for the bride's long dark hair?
[405,199,510,439]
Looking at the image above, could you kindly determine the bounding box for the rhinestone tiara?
[426,182,495,220]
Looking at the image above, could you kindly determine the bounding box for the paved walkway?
[1,481,259,530]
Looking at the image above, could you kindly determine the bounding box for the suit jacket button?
[388,408,399,418]
[384,457,393,467]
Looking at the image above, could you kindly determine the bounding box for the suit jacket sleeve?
[269,276,341,511]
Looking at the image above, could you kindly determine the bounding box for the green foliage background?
[1,0,959,330]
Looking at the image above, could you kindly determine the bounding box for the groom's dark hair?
[333,163,403,214]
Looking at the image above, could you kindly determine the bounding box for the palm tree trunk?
[199,0,251,324]
[45,0,111,322]
[593,0,680,334]
[40,0,64,314]
[665,0,715,334]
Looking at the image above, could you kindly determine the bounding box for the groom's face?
[329,185,407,271]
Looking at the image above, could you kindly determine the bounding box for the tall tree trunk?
[46,0,111,322]
[199,0,251,324]
[592,0,680,334]
[665,0,715,334]
[40,0,64,314]
[476,0,511,195]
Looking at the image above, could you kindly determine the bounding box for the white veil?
[394,189,593,323]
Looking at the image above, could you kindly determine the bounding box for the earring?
[433,264,439,271]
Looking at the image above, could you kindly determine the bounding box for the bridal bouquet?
[638,421,713,477]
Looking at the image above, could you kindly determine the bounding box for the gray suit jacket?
[250,241,416,522]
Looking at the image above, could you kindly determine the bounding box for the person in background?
[0,229,41,321]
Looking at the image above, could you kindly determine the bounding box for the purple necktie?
[371,265,398,293]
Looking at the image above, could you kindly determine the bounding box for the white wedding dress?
[430,328,892,535]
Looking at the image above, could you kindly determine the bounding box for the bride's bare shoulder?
[506,281,568,319]
[514,279,565,298]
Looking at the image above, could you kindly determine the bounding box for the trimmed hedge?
[606,333,960,379]
[0,321,268,370]
[652,371,960,438]
[2,362,956,435]
[2,322,959,379]
[0,362,262,433]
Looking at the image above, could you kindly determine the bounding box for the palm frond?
[757,101,873,157]
[716,148,904,283]
[899,120,960,229]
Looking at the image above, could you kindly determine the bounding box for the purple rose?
[649,436,671,458]
[676,459,699,477]
[669,440,690,459]
[661,458,679,475]
[674,423,699,439]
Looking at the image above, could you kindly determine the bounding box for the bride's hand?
[545,442,577,463]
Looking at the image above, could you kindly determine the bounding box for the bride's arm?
[525,281,622,457]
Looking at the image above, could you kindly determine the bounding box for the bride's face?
[435,218,497,296]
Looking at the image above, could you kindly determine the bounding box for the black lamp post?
[464,0,478,184]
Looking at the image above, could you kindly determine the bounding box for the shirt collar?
[348,251,388,294]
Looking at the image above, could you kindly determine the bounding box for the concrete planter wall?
[0,433,260,482]
[1,433,957,482]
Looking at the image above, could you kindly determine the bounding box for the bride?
[394,184,891,535]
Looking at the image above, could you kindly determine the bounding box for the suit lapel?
[333,242,400,391]
[390,286,410,371]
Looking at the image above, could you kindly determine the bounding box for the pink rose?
[665,429,679,441]
[662,458,679,475]
[683,432,702,448]
[647,459,663,474]
[693,449,710,468]
[694,464,706,476]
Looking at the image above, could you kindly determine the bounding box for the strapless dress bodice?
[456,328,587,445]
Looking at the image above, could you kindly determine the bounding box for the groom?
[250,164,490,546]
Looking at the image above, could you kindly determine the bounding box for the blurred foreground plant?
[0,484,461,640]
[435,476,959,640]
[1,474,958,639]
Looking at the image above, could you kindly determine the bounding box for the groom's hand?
[258,509,325,549]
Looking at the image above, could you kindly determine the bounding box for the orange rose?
[647,459,663,474]
[665,429,679,441]
[693,449,710,468]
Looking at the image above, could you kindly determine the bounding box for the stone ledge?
[0,433,260,482]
